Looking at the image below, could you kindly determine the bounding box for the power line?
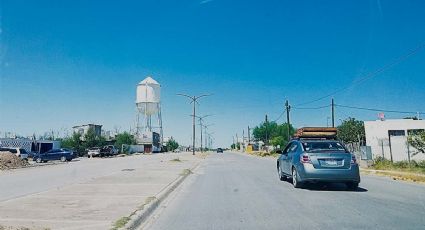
[294,42,425,107]
[335,104,425,115]
[292,105,331,110]
[272,108,287,122]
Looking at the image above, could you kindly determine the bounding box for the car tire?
[346,182,359,191]
[292,167,303,189]
[60,156,66,162]
[36,158,42,163]
[278,165,287,181]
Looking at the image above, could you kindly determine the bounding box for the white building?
[364,119,425,162]
[72,124,102,139]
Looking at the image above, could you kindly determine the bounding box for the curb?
[120,161,202,230]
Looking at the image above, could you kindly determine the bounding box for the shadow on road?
[283,180,368,192]
[304,182,368,192]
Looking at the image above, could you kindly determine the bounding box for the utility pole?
[199,120,203,153]
[265,114,269,146]
[205,125,207,151]
[193,114,213,153]
[285,100,291,141]
[331,98,335,128]
[242,129,245,151]
[236,133,239,150]
[248,126,251,143]
[177,93,212,155]
[202,123,214,151]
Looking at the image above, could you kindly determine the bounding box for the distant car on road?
[33,148,76,163]
[0,147,29,160]
[216,148,223,153]
[277,139,360,190]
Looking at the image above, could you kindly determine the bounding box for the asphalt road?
[147,152,425,230]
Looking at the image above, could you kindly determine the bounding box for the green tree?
[408,130,425,156]
[166,138,179,152]
[81,127,106,151]
[270,136,285,148]
[115,132,136,148]
[253,122,295,147]
[61,132,85,156]
[337,118,365,143]
[114,132,137,154]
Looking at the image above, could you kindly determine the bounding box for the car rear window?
[302,142,347,152]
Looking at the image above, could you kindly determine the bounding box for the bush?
[372,157,425,173]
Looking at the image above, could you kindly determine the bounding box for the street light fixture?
[177,93,212,155]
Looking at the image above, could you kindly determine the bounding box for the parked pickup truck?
[0,147,29,160]
[87,145,119,158]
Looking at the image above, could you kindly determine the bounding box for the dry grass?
[362,169,425,184]
[247,151,280,158]
[180,168,193,176]
[365,157,425,183]
[111,217,131,230]
[195,152,209,159]
[0,226,50,230]
[170,158,181,162]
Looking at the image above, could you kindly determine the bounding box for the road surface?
[147,152,425,230]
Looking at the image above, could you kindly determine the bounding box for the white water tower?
[135,77,163,147]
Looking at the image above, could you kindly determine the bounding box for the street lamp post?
[202,123,214,152]
[177,93,212,155]
[193,114,213,152]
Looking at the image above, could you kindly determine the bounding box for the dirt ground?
[0,152,29,170]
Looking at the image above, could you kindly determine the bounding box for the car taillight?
[300,154,311,164]
[351,155,357,165]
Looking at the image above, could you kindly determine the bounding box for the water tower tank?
[136,77,161,115]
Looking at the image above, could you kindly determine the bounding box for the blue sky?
[1,0,425,147]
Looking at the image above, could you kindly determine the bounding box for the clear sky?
[1,0,425,147]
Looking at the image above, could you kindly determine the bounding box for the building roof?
[72,124,103,128]
[138,76,160,85]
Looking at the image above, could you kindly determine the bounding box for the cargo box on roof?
[294,127,337,139]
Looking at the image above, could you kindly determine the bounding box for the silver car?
[277,140,360,190]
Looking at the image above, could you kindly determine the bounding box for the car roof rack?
[293,127,337,140]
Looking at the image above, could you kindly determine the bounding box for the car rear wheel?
[292,167,303,188]
[346,182,359,190]
[278,165,287,181]
[60,156,66,162]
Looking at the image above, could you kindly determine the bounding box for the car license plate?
[326,160,338,166]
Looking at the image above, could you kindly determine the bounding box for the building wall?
[73,124,102,139]
[0,138,60,153]
[364,119,425,161]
